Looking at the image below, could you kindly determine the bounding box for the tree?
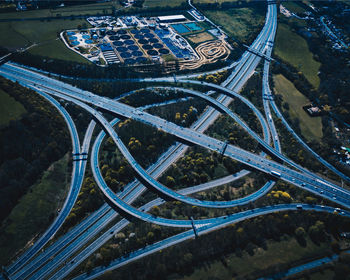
[85,260,94,274]
[183,253,193,264]
[334,253,350,280]
[146,231,154,242]
[295,227,306,246]
[100,247,112,264]
[151,205,160,216]
[166,176,175,188]
[175,112,181,123]
[308,225,320,241]
[331,241,341,253]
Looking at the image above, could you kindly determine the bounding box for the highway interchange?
[0,1,350,279]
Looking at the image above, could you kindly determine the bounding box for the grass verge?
[307,268,334,280]
[180,236,331,280]
[0,153,70,266]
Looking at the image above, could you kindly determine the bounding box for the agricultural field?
[186,32,215,44]
[0,154,70,266]
[274,23,321,89]
[202,7,265,43]
[273,74,323,142]
[0,89,26,128]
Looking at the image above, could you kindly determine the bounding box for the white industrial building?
[157,15,187,23]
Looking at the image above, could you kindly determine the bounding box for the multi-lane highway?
[72,204,350,280]
[1,1,349,279]
[9,115,94,280]
[260,11,350,184]
[6,89,87,277]
[2,10,277,276]
[1,63,349,210]
[1,58,348,276]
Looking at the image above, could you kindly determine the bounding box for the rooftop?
[157,15,186,21]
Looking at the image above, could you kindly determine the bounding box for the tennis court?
[185,22,201,31]
[171,24,190,34]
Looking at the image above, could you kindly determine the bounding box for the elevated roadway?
[4,0,348,278]
[1,64,349,208]
[72,204,350,280]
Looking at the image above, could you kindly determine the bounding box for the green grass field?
[307,268,334,280]
[143,0,187,8]
[194,0,239,3]
[180,236,331,280]
[274,23,320,89]
[29,39,88,63]
[0,18,90,62]
[283,1,307,14]
[0,89,26,128]
[0,1,121,20]
[0,154,70,266]
[274,74,323,142]
[203,7,265,43]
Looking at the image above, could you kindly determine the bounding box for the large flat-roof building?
[157,15,187,23]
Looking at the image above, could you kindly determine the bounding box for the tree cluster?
[62,176,104,231]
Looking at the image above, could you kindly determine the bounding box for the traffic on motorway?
[0,1,349,279]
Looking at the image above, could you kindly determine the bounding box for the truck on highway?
[270,170,281,177]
